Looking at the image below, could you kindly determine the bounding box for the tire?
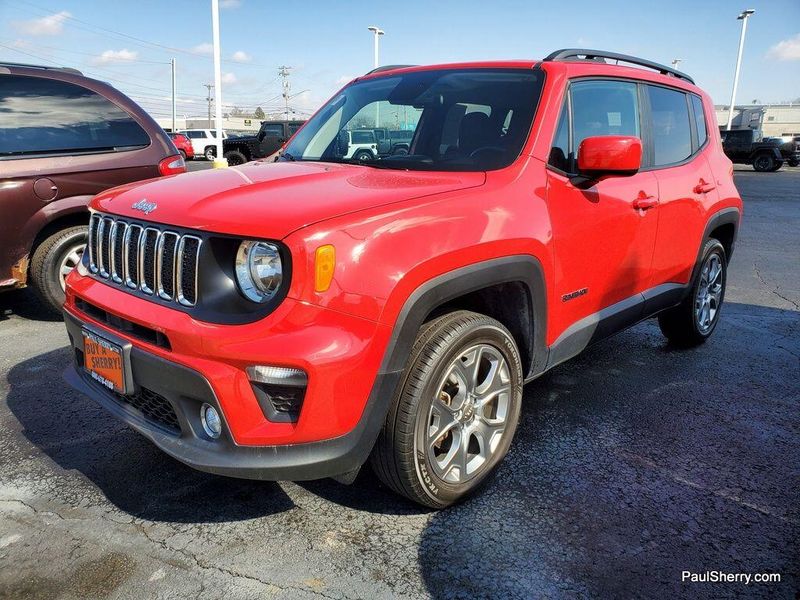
[392,146,409,156]
[370,310,523,508]
[204,146,216,161]
[769,161,783,172]
[224,149,248,166]
[658,239,727,347]
[353,150,374,162]
[178,149,187,161]
[788,159,799,168]
[29,225,87,316]
[752,153,775,172]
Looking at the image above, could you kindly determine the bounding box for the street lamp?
[210,0,226,166]
[367,26,385,69]
[726,9,755,131]
[671,59,682,69]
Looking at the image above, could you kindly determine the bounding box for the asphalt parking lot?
[1,167,798,600]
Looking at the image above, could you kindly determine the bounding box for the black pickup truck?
[223,120,305,165]
[719,128,800,172]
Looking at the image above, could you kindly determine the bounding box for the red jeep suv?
[62,50,742,508]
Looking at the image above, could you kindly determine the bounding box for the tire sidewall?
[753,154,773,172]
[225,150,247,165]
[411,324,523,506]
[204,146,216,160]
[690,241,727,339]
[36,227,87,313]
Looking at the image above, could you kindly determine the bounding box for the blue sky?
[1,0,798,121]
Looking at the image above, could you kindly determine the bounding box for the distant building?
[714,104,800,137]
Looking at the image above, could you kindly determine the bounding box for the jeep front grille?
[88,214,201,306]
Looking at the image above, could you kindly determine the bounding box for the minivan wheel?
[204,146,216,161]
[29,225,87,316]
[224,149,247,166]
[658,239,727,347]
[370,310,523,508]
[753,153,774,172]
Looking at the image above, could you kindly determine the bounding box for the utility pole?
[367,26,385,128]
[170,58,176,134]
[278,66,291,121]
[727,9,755,131]
[204,83,214,128]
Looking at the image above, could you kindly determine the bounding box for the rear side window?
[261,124,284,136]
[288,123,302,135]
[646,85,692,166]
[0,74,150,158]
[691,94,707,147]
[351,131,374,144]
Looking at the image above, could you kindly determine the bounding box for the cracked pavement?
[1,168,798,599]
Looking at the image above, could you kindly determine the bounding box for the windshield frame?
[281,66,546,173]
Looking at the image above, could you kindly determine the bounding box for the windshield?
[282,68,544,171]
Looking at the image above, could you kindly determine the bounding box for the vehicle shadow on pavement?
[418,303,799,598]
[5,346,295,523]
[0,288,62,323]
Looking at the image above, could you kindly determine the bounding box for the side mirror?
[577,136,642,177]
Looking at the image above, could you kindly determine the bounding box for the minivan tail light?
[158,155,186,176]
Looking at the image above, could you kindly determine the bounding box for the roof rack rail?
[544,49,694,84]
[365,64,416,75]
[0,61,82,75]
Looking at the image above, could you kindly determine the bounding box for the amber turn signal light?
[314,245,335,292]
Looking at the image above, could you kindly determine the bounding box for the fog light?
[201,403,222,439]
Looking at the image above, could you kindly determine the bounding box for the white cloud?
[768,34,800,61]
[220,0,241,7]
[221,72,237,84]
[92,49,138,65]
[191,42,214,55]
[12,11,71,36]
[231,50,251,63]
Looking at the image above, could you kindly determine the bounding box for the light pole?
[211,0,226,166]
[368,26,384,128]
[671,59,682,69]
[726,9,755,131]
[367,26,384,69]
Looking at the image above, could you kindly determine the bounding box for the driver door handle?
[632,193,658,210]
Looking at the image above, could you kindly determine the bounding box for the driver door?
[258,123,287,156]
[546,79,659,350]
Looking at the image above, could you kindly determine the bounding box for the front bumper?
[63,309,400,480]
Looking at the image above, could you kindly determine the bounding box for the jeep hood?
[93,161,485,239]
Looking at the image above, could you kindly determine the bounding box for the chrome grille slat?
[88,214,200,308]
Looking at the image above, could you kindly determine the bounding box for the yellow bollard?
[212,158,229,168]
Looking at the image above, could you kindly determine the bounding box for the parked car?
[373,127,413,156]
[719,128,799,171]
[339,129,379,160]
[180,129,228,160]
[222,120,304,165]
[168,132,194,160]
[62,50,741,508]
[0,62,185,315]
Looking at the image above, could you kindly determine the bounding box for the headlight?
[235,241,283,303]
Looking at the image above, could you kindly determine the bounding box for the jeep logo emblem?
[131,199,157,214]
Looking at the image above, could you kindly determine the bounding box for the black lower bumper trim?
[63,309,399,482]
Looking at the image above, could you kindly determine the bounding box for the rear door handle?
[694,179,716,194]
[633,194,658,210]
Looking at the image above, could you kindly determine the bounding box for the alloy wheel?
[695,253,723,333]
[425,344,511,484]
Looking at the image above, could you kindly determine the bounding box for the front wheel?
[204,146,216,161]
[658,239,727,347]
[29,225,87,316]
[752,153,775,172]
[370,310,523,508]
[788,159,799,168]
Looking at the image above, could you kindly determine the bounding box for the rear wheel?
[752,153,775,172]
[204,146,216,161]
[178,149,187,161]
[370,310,523,508]
[658,239,727,347]
[353,150,374,162]
[224,149,248,166]
[29,225,87,316]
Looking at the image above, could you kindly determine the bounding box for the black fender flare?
[686,207,741,295]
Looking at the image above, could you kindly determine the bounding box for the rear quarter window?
[0,74,150,158]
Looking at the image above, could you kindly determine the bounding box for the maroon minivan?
[0,62,185,314]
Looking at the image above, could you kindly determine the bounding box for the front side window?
[282,68,545,171]
[647,85,692,166]
[571,80,639,163]
[288,123,303,135]
[261,124,284,136]
[0,74,150,158]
